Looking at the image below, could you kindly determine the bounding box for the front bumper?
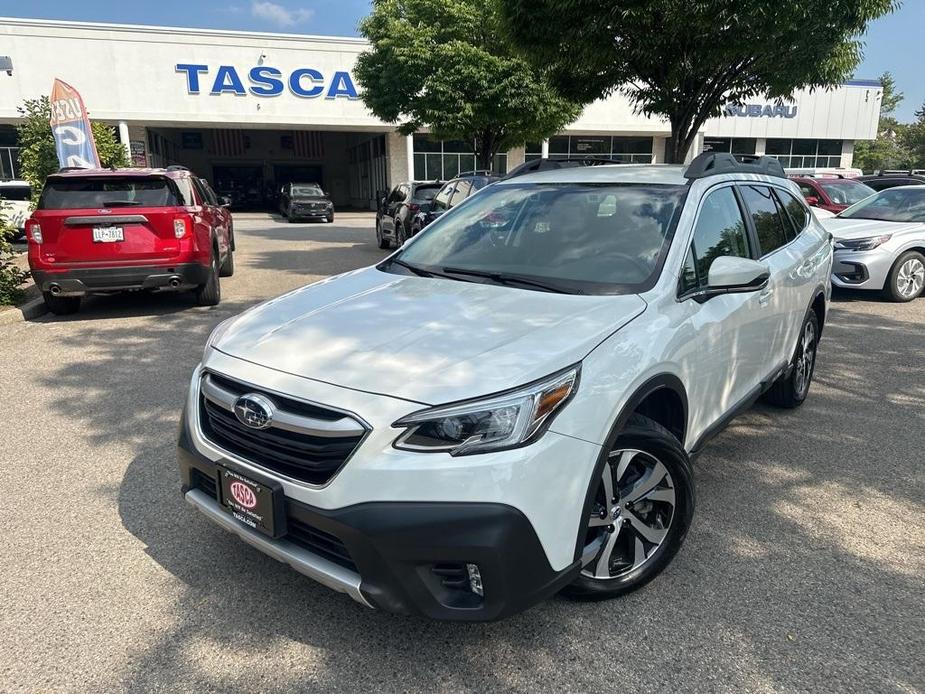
[831,247,893,290]
[290,206,332,219]
[31,263,209,296]
[178,419,580,620]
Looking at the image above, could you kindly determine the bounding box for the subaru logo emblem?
[233,393,275,430]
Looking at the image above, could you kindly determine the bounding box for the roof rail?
[879,169,925,176]
[501,157,625,181]
[165,164,190,172]
[456,169,495,178]
[685,152,785,180]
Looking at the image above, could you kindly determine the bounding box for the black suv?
[857,171,925,192]
[409,172,500,237]
[376,181,442,249]
[279,182,334,223]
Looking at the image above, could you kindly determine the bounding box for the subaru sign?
[175,64,359,99]
[725,103,798,118]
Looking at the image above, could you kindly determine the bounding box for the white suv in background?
[178,153,832,621]
[0,179,31,237]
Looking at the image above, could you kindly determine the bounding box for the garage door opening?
[143,127,389,211]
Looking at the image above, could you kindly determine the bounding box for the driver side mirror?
[707,256,770,293]
[219,196,231,207]
[805,196,820,207]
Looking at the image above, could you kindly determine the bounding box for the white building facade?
[0,18,882,208]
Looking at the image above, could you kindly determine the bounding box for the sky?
[2,0,923,122]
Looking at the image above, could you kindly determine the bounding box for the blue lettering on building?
[176,64,359,100]
[724,102,798,118]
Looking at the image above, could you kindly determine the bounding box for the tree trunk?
[666,115,693,164]
[475,131,497,172]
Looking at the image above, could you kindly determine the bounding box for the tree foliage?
[852,72,911,172]
[0,202,29,305]
[355,0,582,169]
[497,0,897,163]
[17,95,129,205]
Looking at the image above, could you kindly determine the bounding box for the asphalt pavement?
[1,213,922,693]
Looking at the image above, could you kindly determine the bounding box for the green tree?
[853,72,911,173]
[17,95,129,205]
[902,102,925,168]
[355,0,582,170]
[0,201,29,305]
[496,0,897,163]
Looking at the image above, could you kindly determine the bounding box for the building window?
[703,137,756,156]
[765,139,843,168]
[412,135,508,180]
[524,136,655,163]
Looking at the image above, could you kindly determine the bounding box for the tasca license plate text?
[218,466,283,537]
[92,226,124,243]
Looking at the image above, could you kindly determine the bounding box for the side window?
[199,179,219,206]
[798,183,816,199]
[680,186,751,294]
[739,185,791,256]
[173,178,196,206]
[432,182,456,211]
[776,189,809,236]
[450,180,473,207]
[189,177,209,206]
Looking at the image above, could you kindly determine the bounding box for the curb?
[0,297,47,326]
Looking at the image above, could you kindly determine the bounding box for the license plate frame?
[217,463,287,538]
[92,225,124,243]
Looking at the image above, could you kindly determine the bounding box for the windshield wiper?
[390,258,438,277]
[441,266,580,294]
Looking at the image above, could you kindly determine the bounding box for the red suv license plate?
[217,464,286,538]
[92,226,124,242]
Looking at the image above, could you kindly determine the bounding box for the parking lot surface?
[1,214,922,693]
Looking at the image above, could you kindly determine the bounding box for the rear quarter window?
[38,177,183,209]
[0,185,31,202]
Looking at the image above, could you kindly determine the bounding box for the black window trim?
[736,182,803,260]
[772,187,810,239]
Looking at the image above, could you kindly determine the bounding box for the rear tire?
[763,309,819,408]
[884,250,925,302]
[219,246,235,277]
[195,249,221,307]
[42,292,80,316]
[564,413,694,600]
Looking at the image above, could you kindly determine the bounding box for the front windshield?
[292,184,323,197]
[390,183,686,294]
[839,187,925,223]
[817,180,875,206]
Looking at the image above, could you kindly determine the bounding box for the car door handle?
[758,287,774,306]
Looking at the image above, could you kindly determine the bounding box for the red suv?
[790,175,875,214]
[25,166,234,315]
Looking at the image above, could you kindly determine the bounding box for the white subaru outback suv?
[178,153,832,621]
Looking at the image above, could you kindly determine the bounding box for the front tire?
[763,309,819,408]
[884,250,925,302]
[42,292,80,316]
[219,246,235,277]
[564,414,694,600]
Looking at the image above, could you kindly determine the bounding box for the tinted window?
[291,184,323,196]
[449,180,473,207]
[740,185,791,255]
[190,177,209,205]
[797,182,817,199]
[817,180,874,206]
[199,179,219,205]
[174,178,196,206]
[412,184,441,201]
[432,182,455,211]
[387,185,403,203]
[38,177,182,209]
[777,189,809,235]
[0,185,30,202]
[395,183,686,293]
[680,186,750,293]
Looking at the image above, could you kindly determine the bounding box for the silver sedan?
[822,185,925,301]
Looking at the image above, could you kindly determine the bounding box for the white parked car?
[823,185,925,301]
[0,179,31,237]
[178,153,832,620]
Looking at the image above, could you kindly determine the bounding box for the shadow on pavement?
[35,287,925,691]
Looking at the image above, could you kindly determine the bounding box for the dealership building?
[0,17,882,209]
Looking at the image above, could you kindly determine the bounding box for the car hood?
[214,267,646,404]
[821,217,924,240]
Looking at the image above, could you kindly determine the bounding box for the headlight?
[393,365,580,456]
[203,317,234,358]
[834,234,892,251]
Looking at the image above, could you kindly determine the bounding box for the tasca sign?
[175,64,359,99]
[725,103,798,118]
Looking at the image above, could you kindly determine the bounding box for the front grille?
[198,372,367,486]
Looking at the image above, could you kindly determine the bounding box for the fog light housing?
[466,563,483,597]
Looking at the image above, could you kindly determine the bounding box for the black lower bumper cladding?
[178,417,579,620]
[33,263,209,296]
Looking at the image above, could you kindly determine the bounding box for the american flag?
[209,129,246,157]
[294,131,324,159]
